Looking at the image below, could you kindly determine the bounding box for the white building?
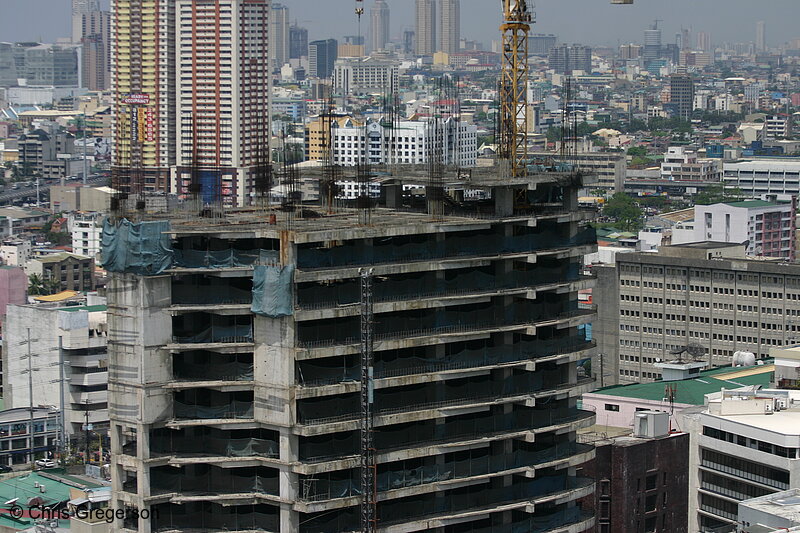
[70,213,103,259]
[723,159,800,201]
[0,239,32,267]
[333,57,399,96]
[739,489,800,533]
[4,298,109,440]
[682,388,800,533]
[660,146,722,182]
[766,114,792,139]
[331,117,477,167]
[172,0,271,207]
[671,200,797,260]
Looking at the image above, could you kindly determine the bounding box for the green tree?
[694,185,744,205]
[603,193,643,231]
[28,274,45,295]
[627,146,648,157]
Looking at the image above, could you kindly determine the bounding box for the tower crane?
[498,0,633,180]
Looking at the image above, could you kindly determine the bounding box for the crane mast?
[499,0,532,179]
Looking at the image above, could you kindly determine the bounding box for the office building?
[331,118,477,167]
[643,25,662,64]
[670,70,694,121]
[671,200,797,261]
[439,0,460,54]
[738,489,800,533]
[685,387,800,532]
[332,56,399,96]
[4,300,108,441]
[581,413,689,533]
[104,162,598,531]
[548,44,592,74]
[660,147,721,183]
[756,20,766,52]
[172,0,271,208]
[289,25,308,59]
[529,34,557,56]
[0,408,60,467]
[596,243,800,384]
[72,0,100,44]
[723,159,800,201]
[111,0,176,194]
[370,0,390,52]
[27,252,95,293]
[415,0,436,56]
[308,39,338,79]
[81,10,111,91]
[530,151,625,192]
[403,29,415,54]
[20,44,80,87]
[270,3,289,69]
[18,129,76,179]
[695,31,711,53]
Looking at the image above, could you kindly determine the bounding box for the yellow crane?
[498,0,633,179]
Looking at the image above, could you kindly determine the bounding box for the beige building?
[597,242,800,384]
[27,252,95,293]
[304,115,361,162]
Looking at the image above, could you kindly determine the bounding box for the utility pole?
[27,328,34,464]
[82,112,89,185]
[84,400,90,464]
[58,336,67,463]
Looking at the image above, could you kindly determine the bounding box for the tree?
[627,146,648,157]
[28,274,45,296]
[694,184,744,205]
[603,193,643,231]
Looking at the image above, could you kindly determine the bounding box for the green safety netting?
[101,218,173,275]
[251,265,295,318]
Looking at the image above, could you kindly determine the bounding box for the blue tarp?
[251,265,294,318]
[101,219,173,275]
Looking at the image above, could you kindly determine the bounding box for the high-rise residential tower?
[72,0,100,44]
[172,0,271,208]
[370,0,390,52]
[81,10,111,91]
[289,25,309,59]
[270,3,290,68]
[756,20,766,52]
[111,0,177,194]
[415,0,436,56]
[695,31,711,53]
[439,0,460,54]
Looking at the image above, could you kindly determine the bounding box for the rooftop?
[587,363,774,406]
[669,241,742,250]
[723,199,779,208]
[740,488,800,523]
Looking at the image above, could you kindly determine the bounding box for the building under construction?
[105,159,598,532]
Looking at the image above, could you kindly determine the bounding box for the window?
[604,404,620,412]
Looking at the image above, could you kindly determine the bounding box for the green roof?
[58,305,107,313]
[0,470,103,529]
[724,200,778,208]
[590,363,774,406]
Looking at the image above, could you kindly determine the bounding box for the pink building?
[0,266,27,320]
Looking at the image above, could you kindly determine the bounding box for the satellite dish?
[686,343,706,361]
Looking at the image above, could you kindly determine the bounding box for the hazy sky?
[2,0,798,49]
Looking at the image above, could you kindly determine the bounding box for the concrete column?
[279,429,299,531]
[385,182,403,209]
[494,187,514,217]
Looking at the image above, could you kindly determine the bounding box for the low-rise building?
[738,489,800,533]
[70,213,103,259]
[0,407,60,467]
[332,56,399,96]
[723,159,800,201]
[0,239,31,267]
[531,151,626,192]
[27,252,95,292]
[671,199,797,261]
[660,146,722,183]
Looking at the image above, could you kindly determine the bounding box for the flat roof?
[58,304,106,313]
[669,241,741,249]
[588,363,774,405]
[724,200,778,208]
[656,208,695,223]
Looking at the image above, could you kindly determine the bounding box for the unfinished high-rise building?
[106,164,598,532]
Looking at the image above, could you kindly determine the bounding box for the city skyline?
[2,0,800,50]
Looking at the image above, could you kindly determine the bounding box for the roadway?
[0,176,108,206]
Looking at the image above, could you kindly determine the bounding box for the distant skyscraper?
[415,0,436,56]
[695,31,711,53]
[403,29,415,55]
[72,0,100,44]
[111,0,176,193]
[756,20,766,51]
[548,44,591,74]
[370,0,390,52]
[173,0,271,207]
[309,39,338,79]
[439,0,460,54]
[81,10,110,90]
[670,69,694,121]
[289,25,308,59]
[529,34,557,56]
[643,23,662,64]
[270,3,290,68]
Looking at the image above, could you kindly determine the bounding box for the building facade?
[111,0,176,194]
[105,164,598,532]
[332,57,399,96]
[0,408,60,467]
[660,146,722,183]
[370,0,390,53]
[439,0,460,54]
[670,70,694,121]
[331,118,477,167]
[270,3,289,69]
[81,10,111,91]
[289,25,308,59]
[72,0,101,44]
[308,39,338,79]
[723,159,800,201]
[27,252,95,293]
[415,0,436,56]
[598,243,800,384]
[172,0,271,208]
